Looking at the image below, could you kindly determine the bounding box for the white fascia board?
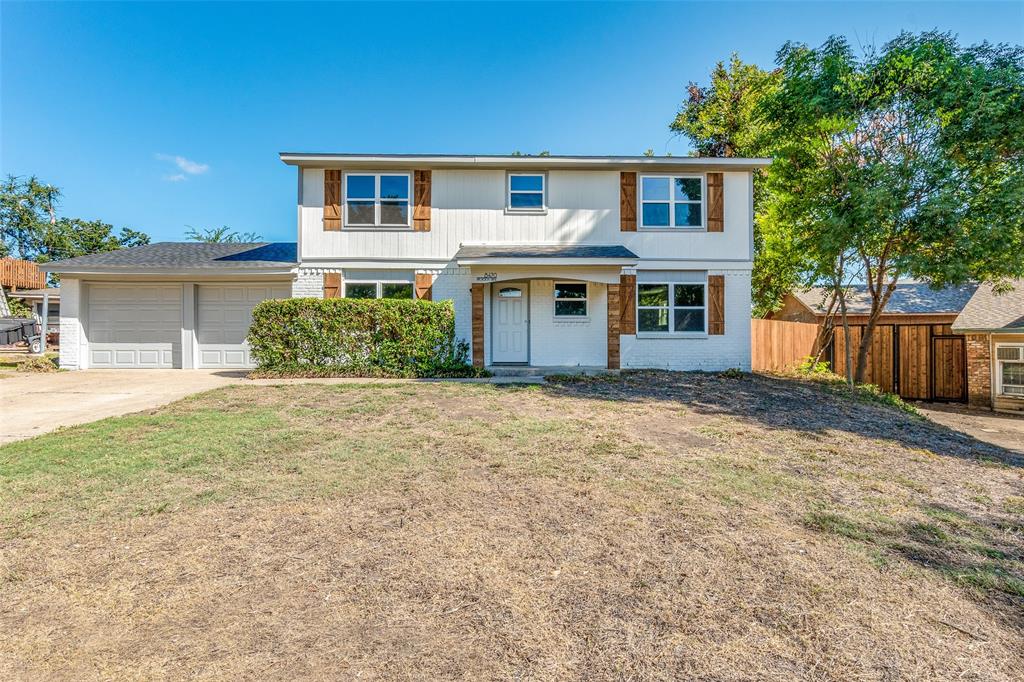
[456,257,639,267]
[279,153,772,171]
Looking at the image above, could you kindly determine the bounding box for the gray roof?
[279,152,771,171]
[455,244,638,261]
[40,242,298,273]
[952,280,1024,332]
[795,282,979,316]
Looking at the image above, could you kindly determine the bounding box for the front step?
[486,365,618,378]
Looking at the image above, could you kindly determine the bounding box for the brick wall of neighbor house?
[292,268,325,298]
[621,270,752,371]
[966,333,992,408]
[57,278,81,370]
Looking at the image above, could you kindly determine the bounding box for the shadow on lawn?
[542,370,1024,468]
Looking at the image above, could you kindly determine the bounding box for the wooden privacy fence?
[0,259,46,290]
[751,319,820,372]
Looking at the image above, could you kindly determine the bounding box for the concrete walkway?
[917,403,1024,454]
[0,369,543,444]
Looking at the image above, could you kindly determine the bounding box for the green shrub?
[796,355,831,375]
[247,297,481,378]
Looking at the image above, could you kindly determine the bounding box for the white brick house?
[44,153,768,371]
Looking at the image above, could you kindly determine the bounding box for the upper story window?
[640,175,703,229]
[996,345,1024,397]
[345,173,411,227]
[508,173,546,211]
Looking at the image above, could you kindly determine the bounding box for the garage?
[196,283,291,368]
[88,283,183,368]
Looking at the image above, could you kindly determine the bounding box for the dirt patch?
[1,372,1023,680]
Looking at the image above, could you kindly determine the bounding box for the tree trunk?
[835,286,855,388]
[853,277,898,385]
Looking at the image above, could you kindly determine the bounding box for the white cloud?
[156,153,209,180]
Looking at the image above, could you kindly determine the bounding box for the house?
[42,153,768,372]
[773,281,1024,412]
[952,280,1024,413]
[8,288,60,336]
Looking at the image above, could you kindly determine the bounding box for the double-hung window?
[508,174,545,211]
[637,282,706,333]
[344,281,414,299]
[345,173,411,227]
[553,282,587,317]
[640,175,703,228]
[996,345,1024,397]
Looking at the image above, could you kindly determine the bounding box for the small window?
[996,345,1024,397]
[640,175,703,228]
[345,173,411,227]
[499,287,523,298]
[344,281,414,299]
[637,282,706,333]
[508,174,545,211]
[554,282,587,317]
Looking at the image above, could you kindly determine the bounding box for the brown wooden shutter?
[708,274,725,334]
[324,170,341,231]
[413,170,431,231]
[471,283,484,367]
[607,283,621,369]
[619,274,636,334]
[620,172,637,231]
[323,272,341,299]
[415,273,433,300]
[707,172,723,233]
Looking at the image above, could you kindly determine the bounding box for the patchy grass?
[1,371,1022,680]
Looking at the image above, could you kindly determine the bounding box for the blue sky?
[2,1,1022,243]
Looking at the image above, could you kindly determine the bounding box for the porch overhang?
[455,244,639,267]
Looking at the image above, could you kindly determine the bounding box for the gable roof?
[952,280,1024,332]
[794,282,979,316]
[39,242,297,274]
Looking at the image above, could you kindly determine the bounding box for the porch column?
[607,282,620,369]
[471,283,484,368]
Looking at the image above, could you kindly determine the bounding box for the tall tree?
[38,218,149,265]
[0,175,60,259]
[768,32,1024,383]
[670,56,798,316]
[185,226,262,243]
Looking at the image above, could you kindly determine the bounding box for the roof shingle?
[795,282,978,316]
[40,242,297,272]
[952,280,1024,332]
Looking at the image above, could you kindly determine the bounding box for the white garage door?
[88,284,182,368]
[196,284,290,368]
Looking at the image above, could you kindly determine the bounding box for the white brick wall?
[429,266,473,349]
[621,269,752,371]
[529,280,607,366]
[57,278,81,370]
[292,268,325,298]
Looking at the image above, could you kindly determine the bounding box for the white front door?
[491,283,529,364]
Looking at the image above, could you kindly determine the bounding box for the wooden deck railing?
[0,259,46,290]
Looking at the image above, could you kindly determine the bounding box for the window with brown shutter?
[324,170,341,231]
[708,274,725,334]
[620,172,637,231]
[706,172,724,233]
[323,272,341,299]
[413,170,431,231]
[619,274,636,334]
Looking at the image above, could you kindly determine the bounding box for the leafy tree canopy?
[185,226,262,243]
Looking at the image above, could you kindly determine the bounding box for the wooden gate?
[932,336,966,402]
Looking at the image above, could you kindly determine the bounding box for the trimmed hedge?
[247,297,481,378]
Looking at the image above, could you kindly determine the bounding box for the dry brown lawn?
[1,371,1022,680]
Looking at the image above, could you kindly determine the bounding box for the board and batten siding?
[299,169,752,264]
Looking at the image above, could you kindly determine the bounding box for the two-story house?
[43,153,768,372]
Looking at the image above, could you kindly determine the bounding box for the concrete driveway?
[917,403,1024,454]
[0,370,247,444]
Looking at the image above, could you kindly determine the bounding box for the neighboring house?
[951,280,1024,413]
[9,288,60,336]
[773,281,1024,412]
[42,153,767,372]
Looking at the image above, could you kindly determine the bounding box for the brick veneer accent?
[607,283,620,369]
[966,334,992,409]
[471,284,484,368]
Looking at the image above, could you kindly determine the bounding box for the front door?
[491,283,529,363]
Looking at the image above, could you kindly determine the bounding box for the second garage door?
[196,284,291,368]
